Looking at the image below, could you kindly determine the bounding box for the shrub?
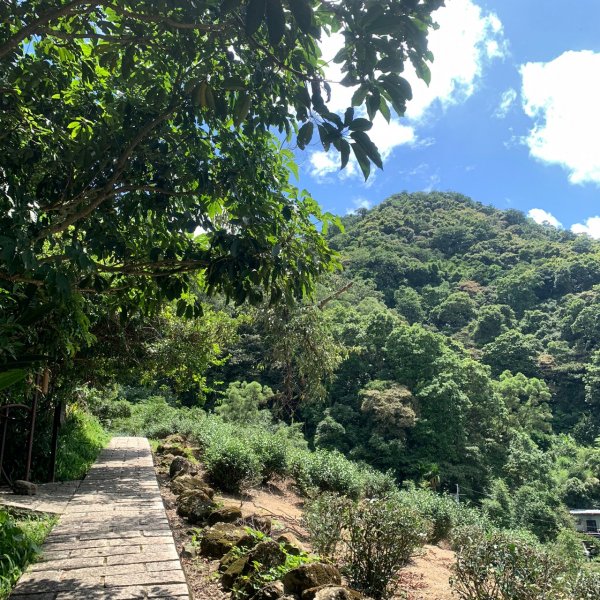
[303,493,351,558]
[568,569,600,600]
[396,487,458,543]
[204,438,262,493]
[76,385,131,424]
[343,497,429,599]
[450,526,570,600]
[248,433,288,482]
[287,449,364,499]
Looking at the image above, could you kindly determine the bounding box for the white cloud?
[346,198,372,214]
[309,150,358,180]
[310,0,506,182]
[495,88,518,118]
[521,50,600,185]
[407,0,507,121]
[527,208,562,228]
[571,216,600,239]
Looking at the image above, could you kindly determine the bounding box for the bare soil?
[397,545,455,600]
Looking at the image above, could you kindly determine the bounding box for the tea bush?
[451,526,571,600]
[303,493,350,558]
[343,497,429,599]
[204,438,262,493]
[303,492,428,599]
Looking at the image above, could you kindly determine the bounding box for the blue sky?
[292,0,600,236]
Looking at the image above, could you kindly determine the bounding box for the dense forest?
[192,192,600,536]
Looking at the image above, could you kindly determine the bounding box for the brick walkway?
[11,437,190,600]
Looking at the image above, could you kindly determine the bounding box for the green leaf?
[379,96,391,123]
[376,56,404,72]
[344,107,355,127]
[288,0,313,34]
[366,89,381,120]
[351,85,369,107]
[220,0,243,15]
[246,0,267,35]
[349,118,373,132]
[297,121,314,150]
[317,124,330,151]
[350,130,382,169]
[234,92,252,127]
[0,369,27,391]
[340,139,351,170]
[266,0,285,46]
[352,143,371,181]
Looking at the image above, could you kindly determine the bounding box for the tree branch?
[0,0,94,60]
[37,106,177,240]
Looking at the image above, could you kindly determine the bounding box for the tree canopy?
[0,0,443,371]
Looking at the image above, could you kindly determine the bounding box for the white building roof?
[569,509,600,515]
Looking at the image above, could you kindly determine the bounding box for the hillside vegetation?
[201,192,600,539]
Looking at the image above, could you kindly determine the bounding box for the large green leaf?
[246,0,267,35]
[0,369,27,391]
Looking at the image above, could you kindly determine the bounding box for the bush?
[303,493,350,558]
[451,526,570,600]
[248,433,288,482]
[287,449,364,499]
[76,385,131,424]
[303,493,428,599]
[343,497,429,599]
[204,438,262,493]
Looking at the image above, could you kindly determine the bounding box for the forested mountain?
[209,191,600,538]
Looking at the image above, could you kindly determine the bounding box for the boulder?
[283,564,341,595]
[251,581,285,600]
[302,587,364,600]
[13,480,37,496]
[242,514,272,534]
[208,505,243,525]
[159,443,187,457]
[176,489,216,524]
[200,523,250,558]
[247,540,287,570]
[169,456,197,479]
[181,542,199,559]
[171,474,213,497]
[277,532,306,555]
[219,548,241,572]
[221,555,250,590]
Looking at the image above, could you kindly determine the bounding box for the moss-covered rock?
[301,587,364,600]
[251,581,285,600]
[208,506,243,525]
[222,555,250,590]
[176,489,216,524]
[242,514,272,534]
[276,532,306,555]
[283,564,341,595]
[200,523,250,558]
[169,455,197,478]
[171,474,213,496]
[247,541,287,570]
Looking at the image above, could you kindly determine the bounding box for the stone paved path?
[1,481,81,515]
[11,437,190,600]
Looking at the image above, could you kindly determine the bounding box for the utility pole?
[455,484,460,504]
